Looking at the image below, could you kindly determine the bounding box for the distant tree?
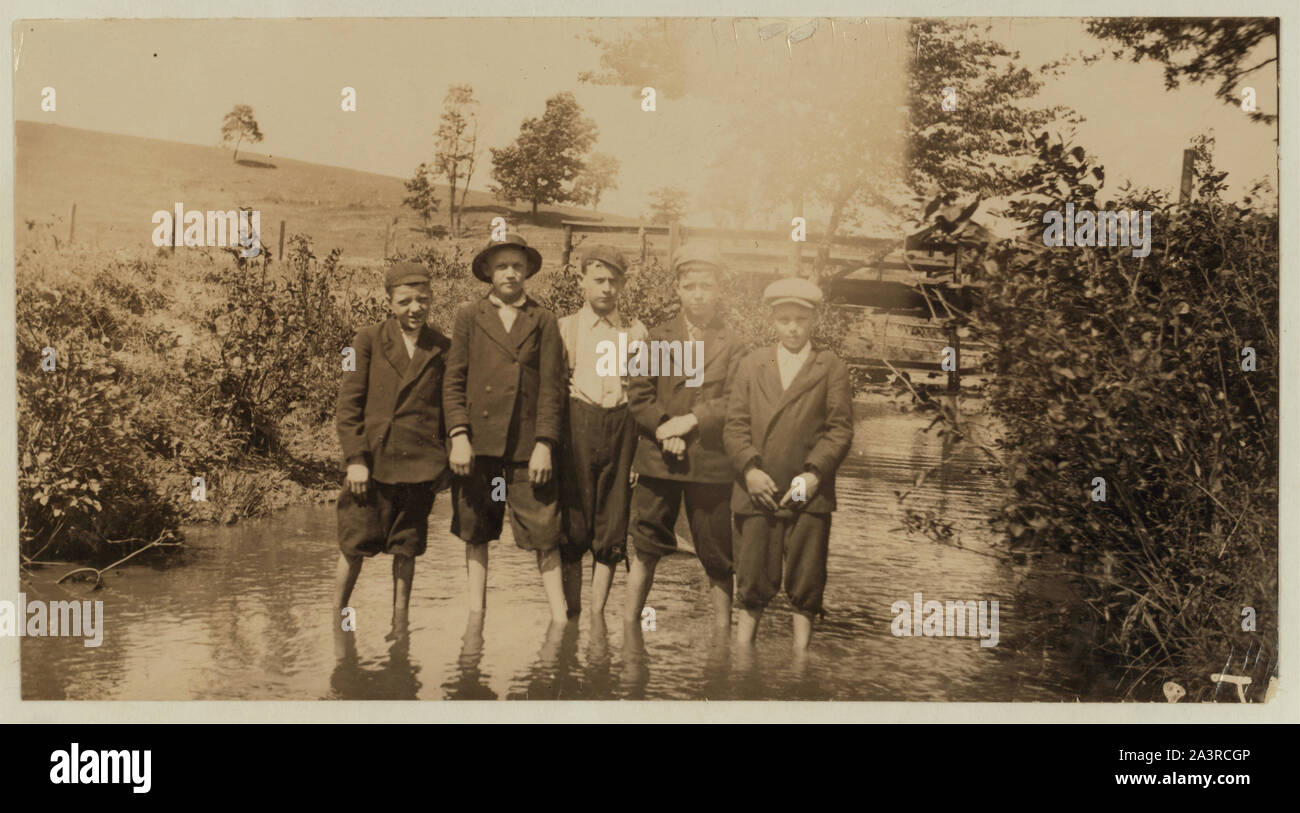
[582,20,1076,272]
[402,163,441,237]
[221,105,264,163]
[1086,18,1278,124]
[434,85,480,237]
[646,186,688,225]
[572,152,621,211]
[490,92,598,216]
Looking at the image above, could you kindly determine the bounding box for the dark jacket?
[336,317,451,484]
[723,344,854,515]
[443,295,564,462]
[627,312,742,483]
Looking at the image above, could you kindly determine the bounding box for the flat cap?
[670,242,725,274]
[762,276,823,309]
[385,261,432,289]
[472,232,543,282]
[579,244,627,276]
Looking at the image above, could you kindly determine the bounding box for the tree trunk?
[448,173,458,237]
[233,133,243,163]
[814,187,854,284]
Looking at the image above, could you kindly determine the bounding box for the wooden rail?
[560,219,984,391]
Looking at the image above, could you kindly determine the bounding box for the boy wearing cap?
[724,277,854,650]
[335,262,450,635]
[444,233,569,624]
[624,244,743,632]
[557,245,647,618]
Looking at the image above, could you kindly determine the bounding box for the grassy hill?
[15,121,632,261]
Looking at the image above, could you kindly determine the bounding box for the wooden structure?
[559,219,987,390]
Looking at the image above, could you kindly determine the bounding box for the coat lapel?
[662,314,690,391]
[509,299,540,349]
[474,298,515,357]
[698,313,730,383]
[758,348,826,442]
[380,318,409,377]
[755,346,783,408]
[775,351,825,412]
[398,324,443,390]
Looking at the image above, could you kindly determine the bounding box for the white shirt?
[488,292,526,333]
[400,327,420,359]
[777,342,812,390]
[559,303,646,408]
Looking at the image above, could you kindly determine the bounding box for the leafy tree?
[434,84,480,236]
[1086,18,1278,124]
[582,20,1074,274]
[490,92,598,216]
[221,104,264,163]
[573,152,621,211]
[899,134,1278,699]
[646,186,688,224]
[402,163,441,236]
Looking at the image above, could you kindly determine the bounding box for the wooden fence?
[560,219,986,391]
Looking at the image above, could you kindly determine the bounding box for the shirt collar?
[581,302,623,330]
[778,341,812,361]
[683,312,713,336]
[488,292,526,309]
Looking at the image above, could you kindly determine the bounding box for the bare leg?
[624,552,658,627]
[537,548,569,624]
[708,575,733,632]
[384,554,414,641]
[466,543,488,612]
[334,553,363,611]
[792,611,813,651]
[737,606,762,644]
[392,554,414,611]
[561,558,583,617]
[590,560,616,616]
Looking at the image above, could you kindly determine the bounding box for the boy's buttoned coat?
[723,345,855,515]
[443,296,564,462]
[627,312,742,483]
[336,317,451,484]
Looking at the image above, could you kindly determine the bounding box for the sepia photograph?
[6,13,1281,706]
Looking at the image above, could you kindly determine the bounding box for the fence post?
[279,219,287,261]
[68,203,76,245]
[668,221,680,260]
[638,225,647,264]
[561,223,574,271]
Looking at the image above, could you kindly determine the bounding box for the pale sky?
[13,17,1279,223]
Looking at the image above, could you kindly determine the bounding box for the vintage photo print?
[4,10,1286,713]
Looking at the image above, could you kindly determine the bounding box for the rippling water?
[21,401,1083,701]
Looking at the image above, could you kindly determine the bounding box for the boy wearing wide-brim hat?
[444,233,569,624]
[335,262,450,637]
[723,277,854,650]
[624,243,744,632]
[557,245,647,620]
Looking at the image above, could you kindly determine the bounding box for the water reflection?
[21,403,1082,701]
[329,622,422,700]
[441,612,497,700]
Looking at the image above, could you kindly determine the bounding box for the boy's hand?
[449,434,474,476]
[778,471,820,509]
[528,442,553,486]
[661,436,686,460]
[655,413,698,441]
[345,463,370,495]
[744,468,780,512]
